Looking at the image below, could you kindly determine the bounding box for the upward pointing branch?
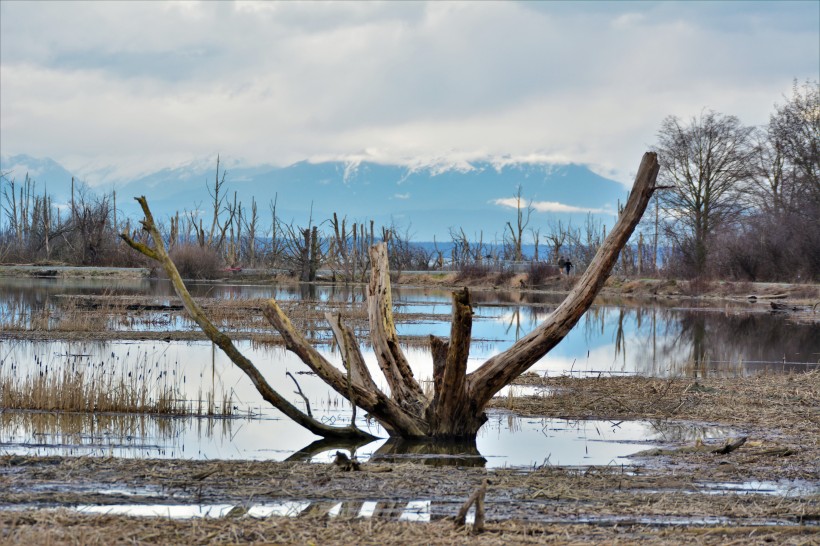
[121,196,374,440]
[367,243,426,415]
[467,152,661,407]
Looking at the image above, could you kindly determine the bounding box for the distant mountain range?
[1,154,630,241]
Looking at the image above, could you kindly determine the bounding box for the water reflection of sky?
[1,278,818,465]
[0,338,734,466]
[0,403,734,467]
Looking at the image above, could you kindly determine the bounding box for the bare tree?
[530,227,541,261]
[504,185,533,262]
[243,197,260,267]
[278,206,324,282]
[654,111,756,276]
[448,227,473,268]
[544,219,569,263]
[266,194,285,269]
[207,156,230,249]
[124,153,661,441]
[766,79,819,211]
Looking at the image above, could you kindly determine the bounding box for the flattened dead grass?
[499,371,819,432]
[2,511,818,546]
[0,372,818,545]
[493,371,820,484]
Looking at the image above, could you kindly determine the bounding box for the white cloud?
[0,1,817,185]
[393,193,410,200]
[493,198,611,215]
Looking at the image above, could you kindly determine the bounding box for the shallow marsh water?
[1,278,818,467]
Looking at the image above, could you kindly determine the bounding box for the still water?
[0,277,817,466]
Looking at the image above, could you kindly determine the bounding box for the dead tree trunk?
[281,151,658,439]
[125,152,660,441]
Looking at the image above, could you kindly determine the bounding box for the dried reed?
[0,356,232,417]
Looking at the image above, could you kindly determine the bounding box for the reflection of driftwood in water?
[338,500,365,518]
[373,501,405,519]
[299,500,337,518]
[371,438,487,467]
[284,437,375,462]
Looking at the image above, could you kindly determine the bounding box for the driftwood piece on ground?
[333,451,361,471]
[123,152,661,442]
[286,371,313,418]
[712,436,748,455]
[454,478,489,532]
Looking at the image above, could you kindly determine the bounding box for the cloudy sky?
[1,0,817,186]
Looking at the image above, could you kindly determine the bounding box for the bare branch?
[122,195,373,440]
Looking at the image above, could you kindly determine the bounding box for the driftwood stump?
[125,152,661,441]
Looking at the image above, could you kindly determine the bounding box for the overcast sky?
[1,0,817,186]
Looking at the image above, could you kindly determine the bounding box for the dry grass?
[0,454,817,545]
[0,354,232,417]
[0,373,818,544]
[493,371,820,484]
[499,371,819,432]
[2,511,818,546]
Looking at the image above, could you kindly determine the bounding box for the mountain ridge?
[1,154,628,240]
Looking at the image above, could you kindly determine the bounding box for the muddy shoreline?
[1,269,818,543]
[2,263,818,303]
[2,373,818,544]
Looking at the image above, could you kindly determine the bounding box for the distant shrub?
[526,262,558,287]
[493,266,516,286]
[455,263,491,282]
[169,244,223,280]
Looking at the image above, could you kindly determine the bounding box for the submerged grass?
[0,293,450,345]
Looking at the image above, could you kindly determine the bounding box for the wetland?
[1,273,818,544]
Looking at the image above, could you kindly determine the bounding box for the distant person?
[558,256,572,275]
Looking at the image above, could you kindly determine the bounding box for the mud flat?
[1,373,817,545]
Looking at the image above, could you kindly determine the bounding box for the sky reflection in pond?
[0,278,816,466]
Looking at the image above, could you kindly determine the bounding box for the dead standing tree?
[125,153,660,441]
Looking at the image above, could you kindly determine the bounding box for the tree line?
[2,80,817,282]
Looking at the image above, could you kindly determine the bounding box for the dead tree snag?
[125,152,660,442]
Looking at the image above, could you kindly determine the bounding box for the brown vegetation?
[3,511,817,546]
[0,354,233,416]
[1,372,817,545]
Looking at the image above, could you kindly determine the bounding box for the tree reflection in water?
[578,303,819,376]
[371,437,487,467]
